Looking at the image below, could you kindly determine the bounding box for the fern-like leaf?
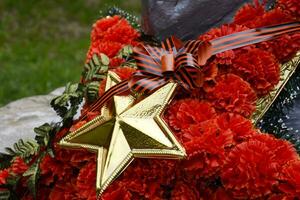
[23,152,45,199]
[4,139,39,161]
[50,83,84,123]
[0,189,10,200]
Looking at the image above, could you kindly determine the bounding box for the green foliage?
[34,123,58,157]
[83,54,109,82]
[86,81,101,102]
[23,152,45,199]
[34,123,53,147]
[82,54,111,102]
[0,189,10,200]
[50,83,84,124]
[4,140,39,161]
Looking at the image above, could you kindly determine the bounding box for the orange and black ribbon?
[129,36,201,94]
[79,21,300,121]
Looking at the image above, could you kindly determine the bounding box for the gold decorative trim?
[252,52,300,124]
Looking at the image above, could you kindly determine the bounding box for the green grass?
[0,0,140,106]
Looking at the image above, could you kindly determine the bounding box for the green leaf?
[34,123,53,146]
[86,81,100,102]
[50,83,84,122]
[23,152,45,199]
[118,45,133,58]
[4,139,39,161]
[99,53,110,66]
[0,189,10,200]
[83,54,109,83]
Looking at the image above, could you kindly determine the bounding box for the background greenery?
[0,0,140,106]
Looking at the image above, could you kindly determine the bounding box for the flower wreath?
[0,0,300,199]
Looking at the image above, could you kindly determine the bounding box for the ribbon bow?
[79,21,300,121]
[129,36,208,94]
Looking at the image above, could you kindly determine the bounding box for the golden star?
[59,71,186,195]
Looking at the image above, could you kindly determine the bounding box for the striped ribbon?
[79,21,300,121]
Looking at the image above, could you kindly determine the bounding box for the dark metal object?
[141,0,275,40]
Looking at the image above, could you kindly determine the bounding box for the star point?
[59,71,186,195]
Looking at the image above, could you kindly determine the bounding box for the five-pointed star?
[59,71,186,195]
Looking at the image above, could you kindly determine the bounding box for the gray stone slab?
[0,88,64,152]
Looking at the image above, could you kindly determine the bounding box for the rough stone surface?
[0,88,64,152]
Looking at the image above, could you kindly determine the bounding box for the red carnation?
[87,16,139,63]
[102,184,132,200]
[254,8,294,27]
[103,19,139,45]
[182,119,234,178]
[216,113,256,143]
[0,169,9,185]
[259,32,300,62]
[49,179,79,200]
[91,16,121,42]
[171,181,200,200]
[221,134,298,199]
[109,57,125,68]
[76,162,97,199]
[232,48,280,95]
[234,0,266,27]
[87,41,123,60]
[165,99,216,132]
[199,24,249,42]
[278,159,300,197]
[112,66,136,80]
[11,157,28,175]
[207,74,257,118]
[277,0,300,19]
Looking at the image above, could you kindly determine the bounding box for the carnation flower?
[182,119,234,178]
[259,33,300,62]
[277,0,300,18]
[102,184,132,200]
[109,57,125,67]
[86,41,123,61]
[199,24,249,42]
[49,179,79,200]
[103,19,139,45]
[254,8,294,27]
[11,157,28,175]
[201,187,233,200]
[171,181,200,200]
[40,150,74,185]
[216,113,256,143]
[221,134,298,199]
[165,99,216,132]
[91,16,121,42]
[87,15,139,63]
[0,169,9,185]
[207,74,257,117]
[112,66,136,80]
[278,159,300,197]
[232,48,280,95]
[76,162,97,199]
[234,0,266,27]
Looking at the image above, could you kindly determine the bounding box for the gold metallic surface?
[59,71,186,195]
[253,52,300,124]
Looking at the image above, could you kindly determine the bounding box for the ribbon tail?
[79,80,129,121]
[211,21,300,54]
